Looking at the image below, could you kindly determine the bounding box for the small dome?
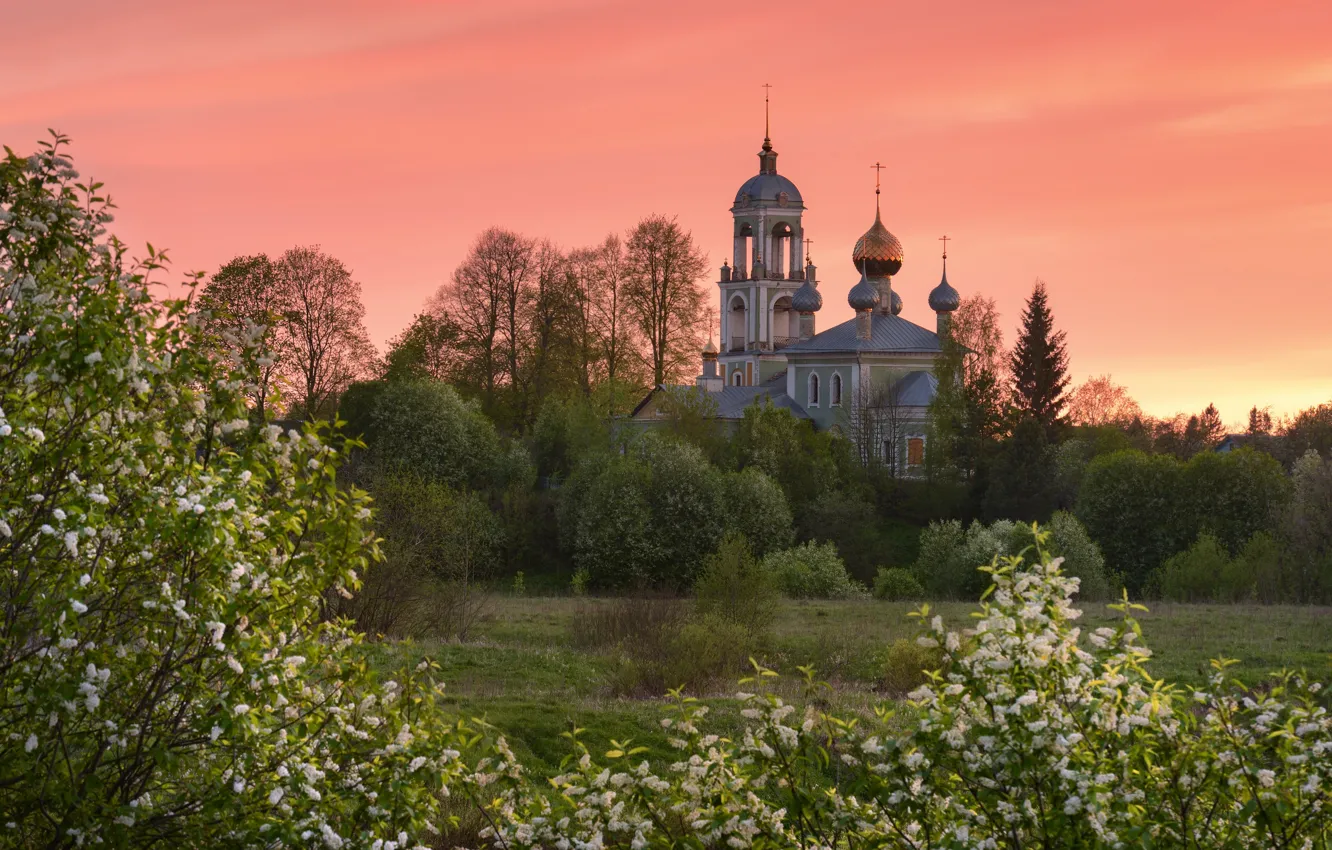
[702,337,718,355]
[890,288,903,316]
[851,206,904,277]
[929,259,960,312]
[791,280,822,313]
[848,268,881,312]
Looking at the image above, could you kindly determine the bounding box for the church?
[632,123,962,474]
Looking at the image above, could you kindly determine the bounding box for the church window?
[808,373,820,406]
[731,370,744,387]
[907,437,925,467]
[831,373,842,406]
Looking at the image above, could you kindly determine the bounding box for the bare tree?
[444,228,535,417]
[1067,374,1143,427]
[196,254,287,419]
[276,245,375,419]
[844,372,913,476]
[623,215,708,387]
[570,234,645,414]
[525,239,577,415]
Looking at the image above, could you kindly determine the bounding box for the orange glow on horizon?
[4,0,1330,422]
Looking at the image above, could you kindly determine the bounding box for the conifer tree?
[1009,280,1069,433]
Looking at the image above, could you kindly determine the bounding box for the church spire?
[758,83,777,173]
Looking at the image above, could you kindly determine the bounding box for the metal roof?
[892,370,939,407]
[782,313,942,355]
[733,173,804,206]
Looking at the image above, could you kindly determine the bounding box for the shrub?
[1076,449,1189,593]
[695,534,778,637]
[1182,448,1291,554]
[762,541,866,599]
[1154,533,1236,602]
[873,567,925,601]
[911,518,971,597]
[0,136,462,845]
[368,379,502,489]
[879,638,942,696]
[1008,511,1117,601]
[720,467,795,556]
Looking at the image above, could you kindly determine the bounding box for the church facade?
[633,127,962,473]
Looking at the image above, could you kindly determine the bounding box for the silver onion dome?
[890,288,903,315]
[792,280,822,313]
[848,267,881,312]
[929,257,960,312]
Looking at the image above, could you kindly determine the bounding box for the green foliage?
[913,513,1113,601]
[1155,532,1256,602]
[532,394,610,480]
[1077,447,1292,595]
[367,379,503,490]
[655,385,726,462]
[762,541,866,599]
[1181,447,1290,554]
[0,135,462,846]
[873,567,925,601]
[982,415,1058,522]
[1008,279,1070,432]
[1076,449,1190,593]
[731,399,843,511]
[797,489,885,582]
[694,534,778,637]
[570,567,590,596]
[336,379,386,440]
[1279,450,1332,602]
[720,467,794,557]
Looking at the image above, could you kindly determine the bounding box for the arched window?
[831,373,842,406]
[731,370,744,386]
[808,372,820,406]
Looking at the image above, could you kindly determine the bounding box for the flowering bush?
[473,531,1332,849]
[0,136,473,847]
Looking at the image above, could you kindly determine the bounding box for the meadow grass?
[373,596,1331,775]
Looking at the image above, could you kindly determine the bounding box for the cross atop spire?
[938,234,950,259]
[803,236,813,263]
[871,161,886,215]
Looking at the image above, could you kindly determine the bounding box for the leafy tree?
[694,533,778,637]
[731,399,842,512]
[1066,374,1142,427]
[982,416,1057,522]
[1282,401,1332,462]
[928,296,1007,480]
[1279,449,1332,601]
[367,380,502,490]
[195,253,286,418]
[623,214,708,386]
[0,135,457,846]
[276,244,375,418]
[1008,279,1070,434]
[1182,402,1226,456]
[443,226,533,422]
[1076,449,1190,593]
[656,385,726,463]
[720,468,794,556]
[1180,447,1289,555]
[381,308,460,383]
[531,394,610,480]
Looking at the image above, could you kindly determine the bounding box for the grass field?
[368,596,1332,775]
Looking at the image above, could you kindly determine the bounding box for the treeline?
[198,216,712,433]
[926,281,1332,602]
[197,229,1332,608]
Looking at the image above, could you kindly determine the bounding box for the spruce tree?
[1009,280,1070,433]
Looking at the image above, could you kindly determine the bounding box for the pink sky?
[5,0,1330,421]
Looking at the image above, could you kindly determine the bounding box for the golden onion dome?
[851,206,904,277]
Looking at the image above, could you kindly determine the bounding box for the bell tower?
[716,85,812,386]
